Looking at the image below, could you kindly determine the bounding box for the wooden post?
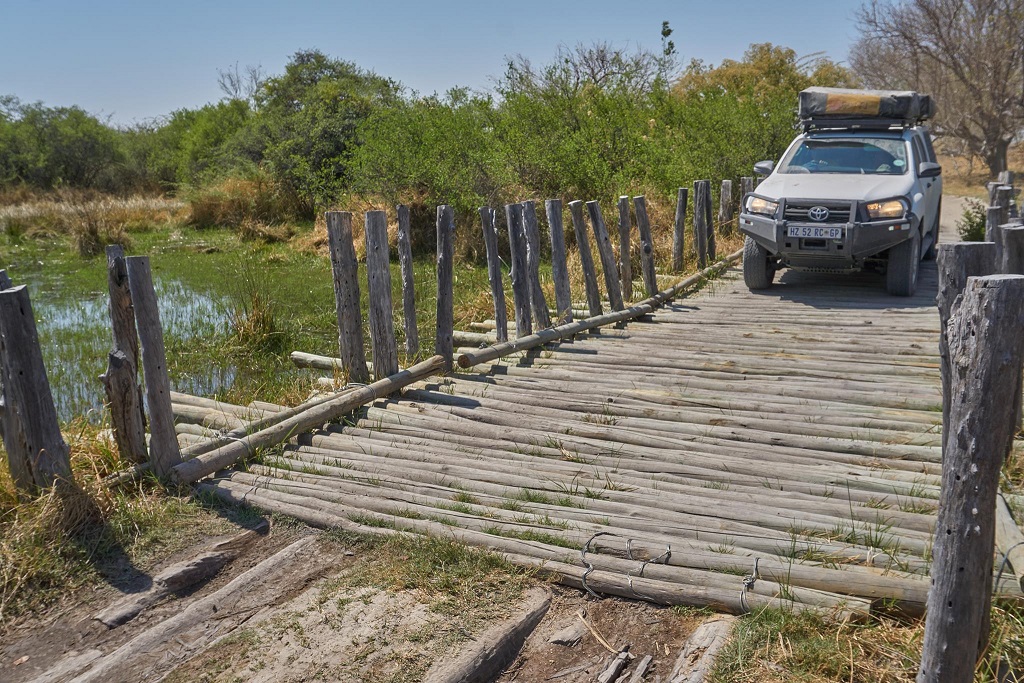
[672,188,688,273]
[985,206,1001,243]
[125,256,181,477]
[326,212,370,385]
[936,243,997,458]
[0,269,14,451]
[480,207,509,342]
[996,185,1012,228]
[633,196,658,297]
[435,205,456,371]
[505,203,533,339]
[101,245,148,464]
[396,205,419,360]
[545,199,573,325]
[918,275,1024,683]
[719,179,734,237]
[0,285,73,492]
[364,211,399,381]
[996,224,1024,429]
[693,181,710,268]
[568,200,603,318]
[585,201,625,312]
[617,196,633,300]
[740,176,755,202]
[521,201,552,329]
[706,181,717,261]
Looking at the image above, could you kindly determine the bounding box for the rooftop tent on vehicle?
[798,87,936,131]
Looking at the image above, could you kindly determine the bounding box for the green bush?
[957,198,987,241]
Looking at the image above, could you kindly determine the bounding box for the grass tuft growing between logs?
[713,602,1024,682]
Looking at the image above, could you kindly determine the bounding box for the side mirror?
[754,160,775,176]
[918,161,942,178]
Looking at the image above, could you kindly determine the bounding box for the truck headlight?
[865,199,906,220]
[746,196,779,217]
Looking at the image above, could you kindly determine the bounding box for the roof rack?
[799,117,915,133]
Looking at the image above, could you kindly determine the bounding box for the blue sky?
[0,0,865,125]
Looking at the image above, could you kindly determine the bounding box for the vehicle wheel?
[743,236,775,290]
[922,204,940,261]
[886,230,921,297]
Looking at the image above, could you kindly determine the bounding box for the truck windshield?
[778,137,909,175]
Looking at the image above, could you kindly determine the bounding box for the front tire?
[743,236,775,290]
[886,230,921,297]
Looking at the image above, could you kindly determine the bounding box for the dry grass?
[186,176,307,230]
[714,602,1024,682]
[0,419,237,627]
[0,191,186,255]
[936,142,1024,199]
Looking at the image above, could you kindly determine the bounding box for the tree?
[852,0,1024,176]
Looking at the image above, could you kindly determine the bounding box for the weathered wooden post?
[693,181,710,268]
[100,245,148,464]
[918,275,1024,683]
[521,200,551,329]
[718,180,734,236]
[396,205,419,359]
[585,201,625,312]
[435,205,456,371]
[505,203,532,339]
[568,200,603,318]
[996,223,1024,429]
[0,284,73,492]
[996,185,1012,228]
[672,188,688,273]
[364,211,399,380]
[616,196,633,300]
[125,256,181,477]
[0,270,16,455]
[480,207,509,342]
[632,196,658,298]
[706,182,717,261]
[985,206,1001,243]
[740,176,754,201]
[545,199,573,325]
[936,243,997,457]
[326,212,370,385]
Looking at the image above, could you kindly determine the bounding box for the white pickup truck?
[739,88,942,296]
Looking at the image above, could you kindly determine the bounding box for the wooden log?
[100,351,148,463]
[521,200,552,329]
[125,256,181,478]
[918,275,1024,683]
[597,648,631,683]
[568,199,603,317]
[545,199,573,325]
[458,249,743,368]
[170,355,446,484]
[628,655,654,683]
[102,246,147,465]
[995,495,1024,591]
[326,211,369,384]
[668,616,736,683]
[705,180,717,260]
[436,205,456,371]
[364,210,399,380]
[505,203,533,338]
[718,179,734,237]
[168,391,271,421]
[633,195,658,297]
[693,181,710,268]
[396,204,419,359]
[617,196,633,300]
[936,243,997,458]
[93,521,267,628]
[421,588,550,683]
[672,187,689,273]
[986,206,1000,242]
[480,207,509,342]
[0,285,72,491]
[586,200,625,311]
[0,270,21,481]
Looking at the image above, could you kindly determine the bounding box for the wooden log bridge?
[192,245,1024,619]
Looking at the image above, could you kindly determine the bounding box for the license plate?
[787,225,843,239]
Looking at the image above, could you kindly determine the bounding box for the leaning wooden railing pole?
[170,355,446,484]
[457,248,743,369]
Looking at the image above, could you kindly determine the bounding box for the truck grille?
[784,202,852,224]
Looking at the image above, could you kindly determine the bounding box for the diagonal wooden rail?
[192,257,1024,617]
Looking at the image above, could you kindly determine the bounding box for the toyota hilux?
[738,88,942,296]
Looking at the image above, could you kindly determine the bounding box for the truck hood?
[755,173,914,202]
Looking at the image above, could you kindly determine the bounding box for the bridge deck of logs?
[184,261,1023,619]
